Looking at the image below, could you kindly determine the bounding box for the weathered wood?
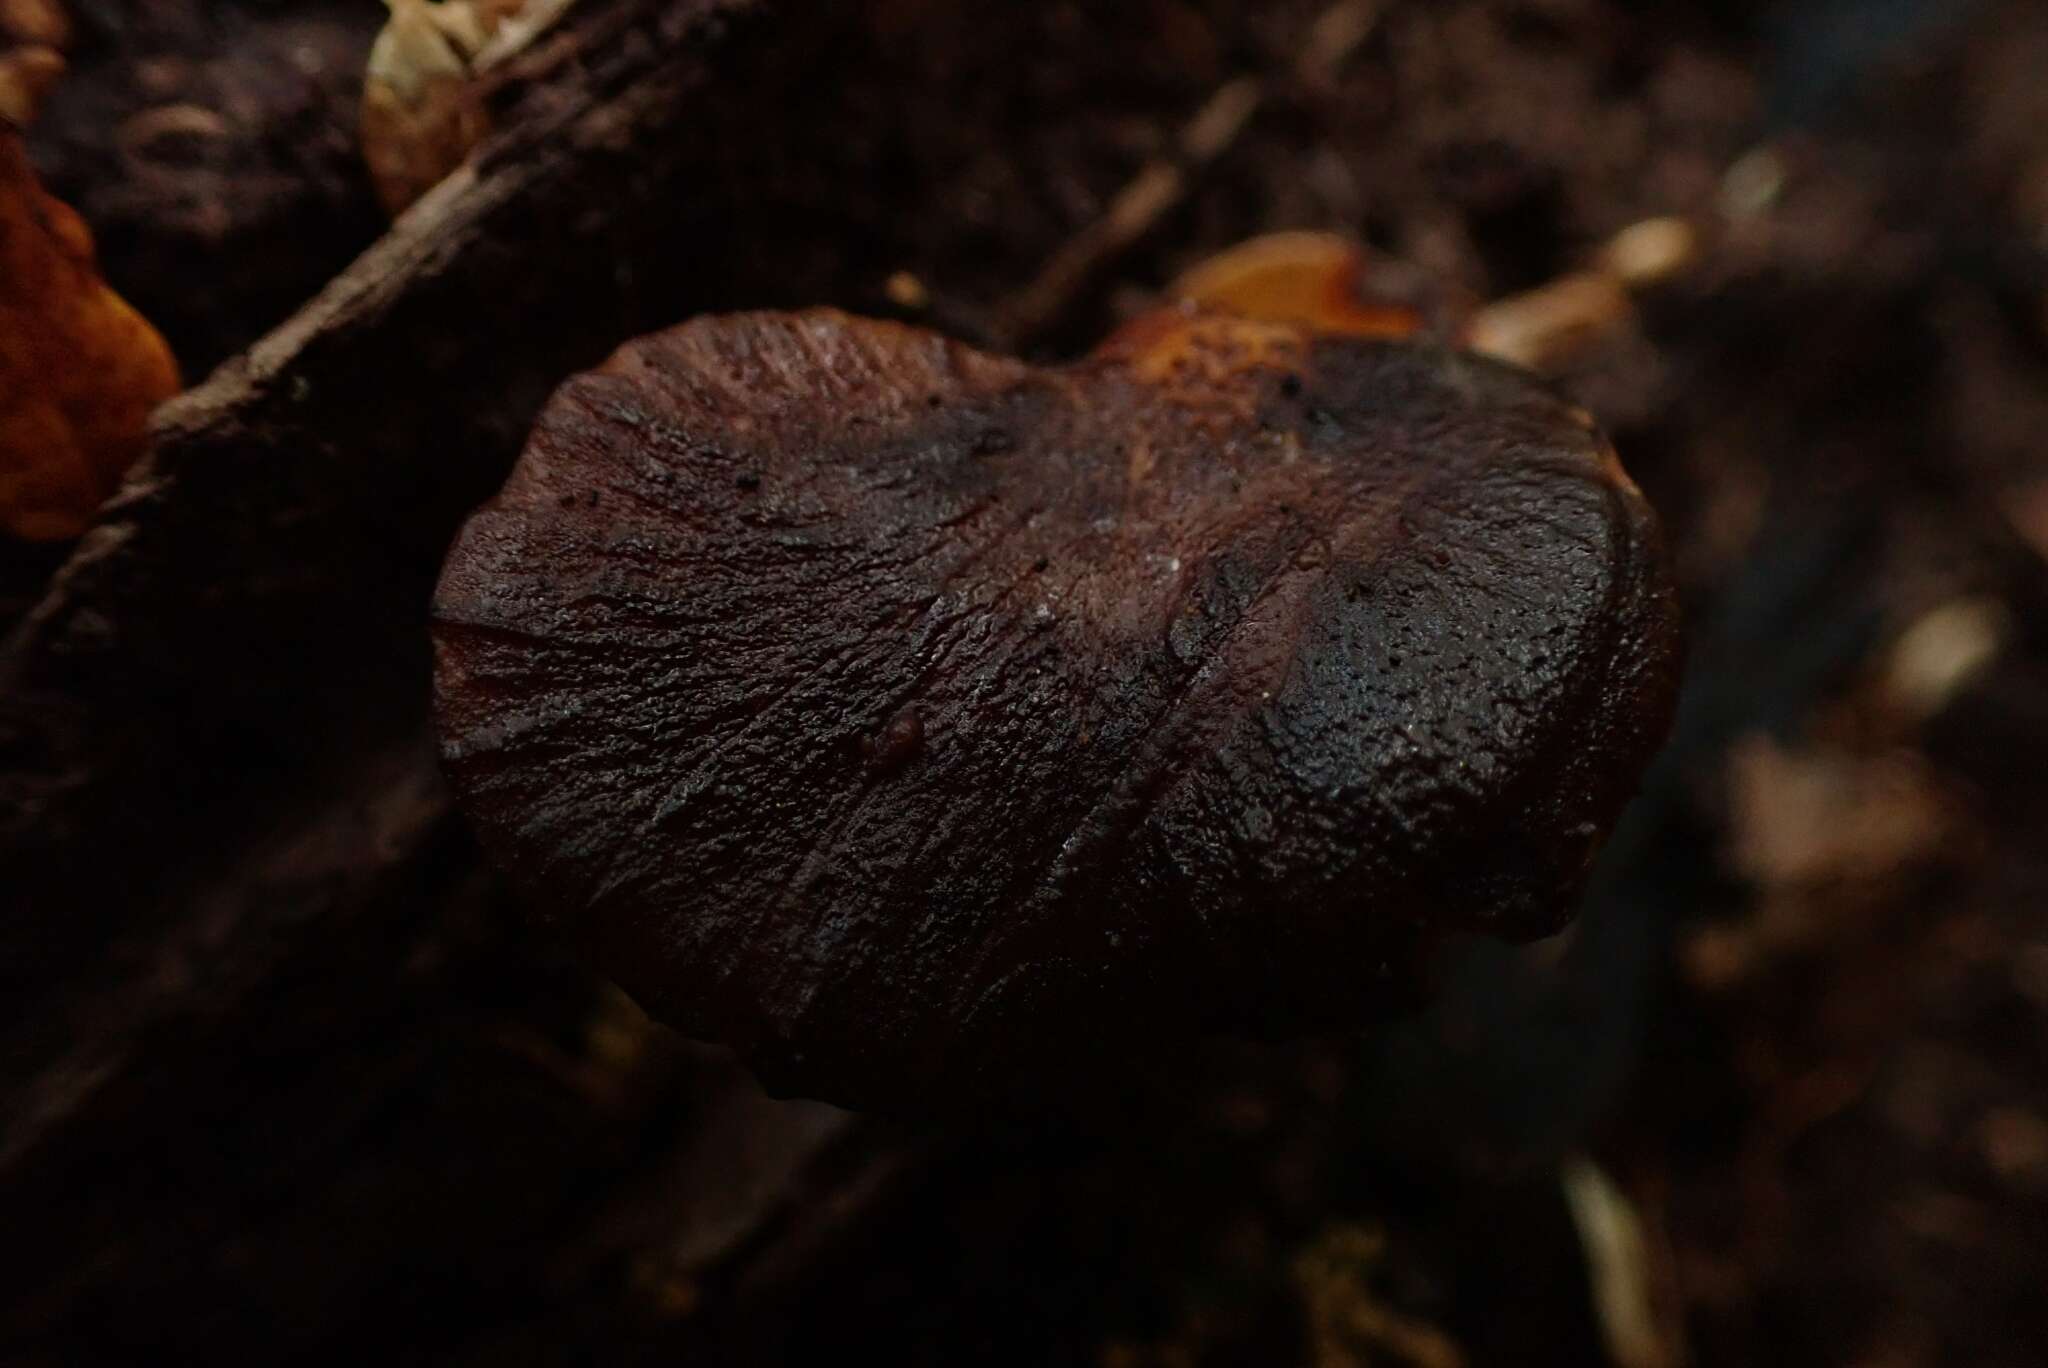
[0,4,888,1356]
[0,0,768,1125]
[0,1,1261,1355]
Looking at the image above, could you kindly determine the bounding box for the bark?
[0,3,893,1357]
[0,2,1281,1357]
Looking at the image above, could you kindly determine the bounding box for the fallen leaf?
[1,128,180,541]
[0,0,69,49]
[1724,734,1959,888]
[361,0,577,216]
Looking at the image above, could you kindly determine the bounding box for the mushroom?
[431,244,1682,1111]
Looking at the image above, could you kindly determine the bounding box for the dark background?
[4,0,2046,1362]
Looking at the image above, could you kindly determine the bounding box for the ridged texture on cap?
[432,309,1681,1109]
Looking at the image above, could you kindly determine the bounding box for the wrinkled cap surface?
[432,308,1680,1110]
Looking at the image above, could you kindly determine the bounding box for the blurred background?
[2,0,2045,1363]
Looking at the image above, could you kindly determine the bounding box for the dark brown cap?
[432,304,1680,1111]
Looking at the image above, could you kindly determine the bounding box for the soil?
[5,0,2047,1364]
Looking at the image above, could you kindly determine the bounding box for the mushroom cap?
[432,308,1680,1110]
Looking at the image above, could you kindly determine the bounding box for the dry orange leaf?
[1164,230,1451,340]
[1,127,180,540]
[0,0,71,49]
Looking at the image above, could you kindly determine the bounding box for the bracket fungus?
[431,240,1682,1110]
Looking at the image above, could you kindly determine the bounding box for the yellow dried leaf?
[361,0,490,216]
[360,0,574,216]
[1,129,180,541]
